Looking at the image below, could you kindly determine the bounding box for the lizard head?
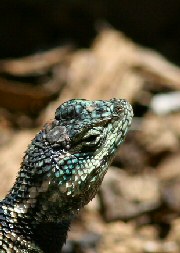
[40,99,133,213]
[13,99,133,222]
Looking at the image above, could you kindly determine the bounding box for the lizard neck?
[3,170,73,223]
[2,186,72,253]
[1,158,74,252]
[0,202,70,253]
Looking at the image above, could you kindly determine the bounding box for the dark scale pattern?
[0,98,133,253]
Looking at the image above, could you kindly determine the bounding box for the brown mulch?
[0,28,180,253]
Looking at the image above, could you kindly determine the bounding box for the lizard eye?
[79,133,101,153]
[82,134,99,143]
[70,127,104,153]
[80,127,104,149]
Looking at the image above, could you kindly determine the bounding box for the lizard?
[0,98,133,253]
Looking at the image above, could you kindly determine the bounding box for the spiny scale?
[0,98,133,253]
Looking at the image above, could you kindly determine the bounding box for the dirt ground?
[0,29,180,253]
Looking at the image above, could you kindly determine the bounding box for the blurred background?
[0,1,180,252]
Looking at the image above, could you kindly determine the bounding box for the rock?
[62,232,100,253]
[150,92,180,115]
[112,132,148,172]
[139,114,179,155]
[156,153,180,211]
[99,167,161,221]
[157,153,180,181]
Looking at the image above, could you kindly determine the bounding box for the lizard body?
[0,98,133,253]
